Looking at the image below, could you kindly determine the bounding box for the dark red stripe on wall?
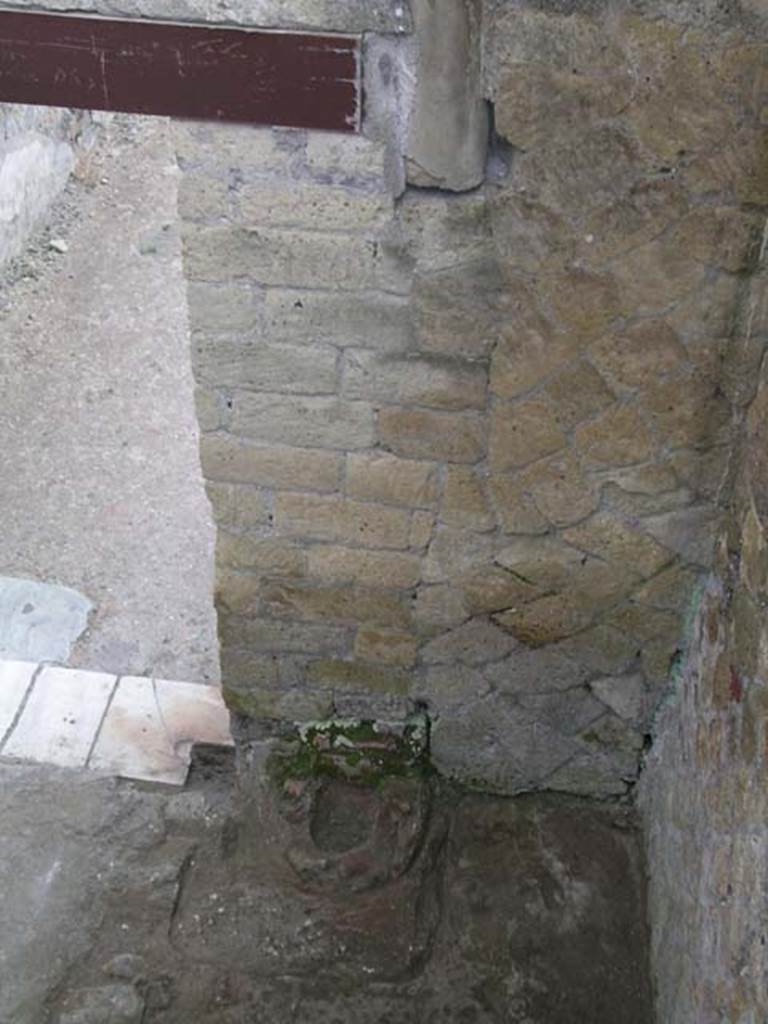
[0,11,360,131]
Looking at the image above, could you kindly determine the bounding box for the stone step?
[0,660,232,786]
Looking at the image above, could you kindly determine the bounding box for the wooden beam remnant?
[0,10,360,131]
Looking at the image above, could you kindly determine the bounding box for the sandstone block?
[378,407,486,463]
[307,545,421,588]
[173,123,299,178]
[411,584,468,635]
[343,350,487,411]
[231,394,376,449]
[574,404,656,467]
[423,527,494,583]
[459,567,537,617]
[345,451,439,509]
[274,493,411,549]
[612,239,708,318]
[564,514,674,579]
[305,658,410,695]
[353,626,418,667]
[494,592,599,647]
[489,397,567,473]
[200,436,340,490]
[589,320,688,393]
[421,618,518,666]
[194,339,337,395]
[304,132,387,182]
[178,173,230,222]
[261,581,411,628]
[412,258,505,358]
[441,466,496,532]
[263,289,413,353]
[542,361,614,429]
[517,451,599,527]
[413,664,490,711]
[541,268,622,343]
[223,682,334,723]
[490,323,578,399]
[194,387,222,432]
[205,483,269,530]
[186,282,262,332]
[183,225,410,294]
[236,183,390,232]
[489,478,549,535]
[217,534,306,576]
[218,615,350,655]
[215,571,260,615]
[641,374,731,450]
[410,510,436,550]
[590,673,646,724]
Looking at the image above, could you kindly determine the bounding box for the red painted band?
[0,10,360,131]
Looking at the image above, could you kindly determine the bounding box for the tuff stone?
[345,451,439,509]
[489,398,567,473]
[353,626,419,667]
[306,545,421,589]
[200,435,340,491]
[274,493,412,549]
[441,466,496,532]
[343,350,487,411]
[231,394,376,450]
[517,451,599,527]
[378,407,486,463]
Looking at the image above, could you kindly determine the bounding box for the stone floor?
[0,114,219,684]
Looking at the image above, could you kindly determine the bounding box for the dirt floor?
[0,115,218,684]
[0,754,653,1024]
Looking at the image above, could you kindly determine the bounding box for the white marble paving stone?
[4,666,115,768]
[0,660,38,745]
[154,678,233,750]
[89,675,190,785]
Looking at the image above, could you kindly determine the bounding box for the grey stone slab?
[0,576,91,663]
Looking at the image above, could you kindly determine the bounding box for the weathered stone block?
[490,323,578,399]
[489,398,566,473]
[542,360,614,429]
[378,407,486,463]
[343,350,487,411]
[353,626,418,667]
[421,618,517,666]
[412,258,506,358]
[274,493,412,549]
[205,483,269,529]
[263,288,413,353]
[236,183,390,232]
[517,451,599,527]
[345,451,439,509]
[261,581,411,628]
[564,514,674,579]
[574,404,656,467]
[200,435,340,490]
[217,533,306,576]
[588,320,688,392]
[187,281,262,332]
[194,339,337,395]
[307,545,421,588]
[305,659,409,695]
[231,394,376,449]
[489,478,550,535]
[423,527,494,583]
[411,584,468,635]
[410,509,436,550]
[183,225,410,294]
[441,466,496,532]
[177,173,230,222]
[218,615,349,655]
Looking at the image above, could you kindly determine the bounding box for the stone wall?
[177,0,768,800]
[0,103,91,267]
[639,215,768,1020]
